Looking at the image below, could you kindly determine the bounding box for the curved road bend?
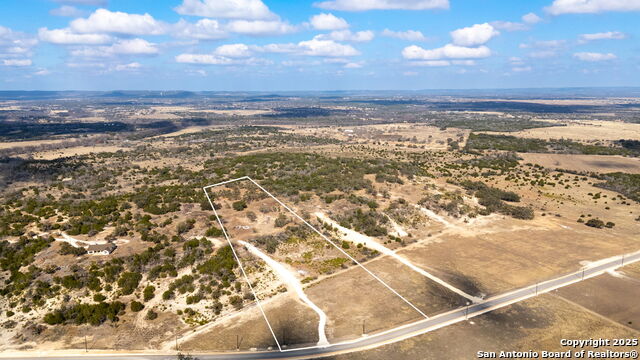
[5,250,639,360]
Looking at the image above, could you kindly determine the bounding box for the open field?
[329,294,640,360]
[518,153,640,174]
[484,120,640,142]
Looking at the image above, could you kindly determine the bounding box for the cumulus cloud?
[450,23,499,46]
[214,43,253,57]
[314,0,449,11]
[72,38,159,57]
[315,30,374,42]
[310,13,349,30]
[70,9,167,35]
[38,27,112,44]
[174,0,276,20]
[546,0,640,15]
[50,5,84,17]
[298,38,360,57]
[225,20,297,36]
[0,26,38,67]
[381,29,426,41]
[3,59,32,66]
[573,52,616,61]
[173,19,228,40]
[522,12,542,24]
[578,31,626,43]
[402,44,491,60]
[175,53,269,65]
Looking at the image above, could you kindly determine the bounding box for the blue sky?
[0,0,639,91]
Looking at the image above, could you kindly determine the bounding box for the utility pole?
[582,267,585,281]
[622,254,625,266]
[535,283,538,296]
[362,319,366,336]
[85,335,87,353]
[175,333,179,352]
[236,335,240,351]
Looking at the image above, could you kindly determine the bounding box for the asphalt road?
[5,251,639,360]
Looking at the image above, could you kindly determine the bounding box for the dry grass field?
[329,294,640,360]
[518,153,640,174]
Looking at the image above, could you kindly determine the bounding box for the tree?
[117,272,142,295]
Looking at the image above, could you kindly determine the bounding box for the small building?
[87,243,117,255]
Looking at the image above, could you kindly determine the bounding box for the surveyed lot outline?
[203,176,431,352]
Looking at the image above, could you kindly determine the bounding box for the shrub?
[145,309,158,320]
[143,285,155,302]
[232,200,247,211]
[93,294,106,302]
[585,218,605,229]
[130,301,144,312]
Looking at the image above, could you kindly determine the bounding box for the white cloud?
[546,0,640,15]
[381,29,426,41]
[176,54,234,65]
[54,0,107,5]
[512,66,532,72]
[214,43,253,57]
[174,0,276,20]
[411,60,451,66]
[110,39,158,54]
[114,62,141,71]
[0,26,38,66]
[50,5,84,17]
[310,13,349,30]
[70,9,167,35]
[402,44,491,60]
[314,0,449,11]
[173,19,228,40]
[34,69,51,76]
[298,38,360,57]
[72,38,159,57]
[490,21,528,32]
[225,20,297,36]
[522,12,542,24]
[315,30,374,42]
[520,39,566,48]
[344,61,364,68]
[3,59,32,66]
[175,53,269,65]
[260,43,299,53]
[38,27,112,44]
[578,31,626,43]
[573,52,616,61]
[450,23,499,46]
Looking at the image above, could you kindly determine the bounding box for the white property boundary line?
[203,176,429,353]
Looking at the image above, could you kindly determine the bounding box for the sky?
[0,0,639,91]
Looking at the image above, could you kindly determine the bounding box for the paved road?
[4,251,639,360]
